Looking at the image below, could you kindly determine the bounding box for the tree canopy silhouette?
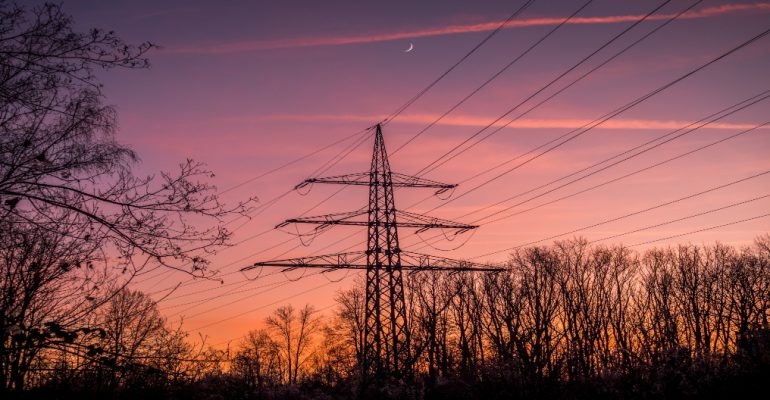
[0,2,252,276]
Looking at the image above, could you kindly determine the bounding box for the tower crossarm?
[241,251,367,272]
[275,209,478,234]
[397,210,478,233]
[275,209,368,229]
[241,251,504,273]
[295,172,457,195]
[400,251,505,272]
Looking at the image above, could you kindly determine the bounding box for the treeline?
[4,237,769,399]
[400,237,770,399]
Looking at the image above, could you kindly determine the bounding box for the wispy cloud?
[168,3,770,54]
[220,112,768,131]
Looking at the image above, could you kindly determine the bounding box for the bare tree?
[0,218,108,391]
[408,271,453,383]
[0,2,253,277]
[265,304,320,384]
[232,329,282,391]
[598,245,638,372]
[95,288,167,388]
[511,247,562,386]
[307,323,358,385]
[334,284,366,365]
[448,272,486,380]
[0,4,255,392]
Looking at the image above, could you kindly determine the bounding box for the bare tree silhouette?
[0,2,253,278]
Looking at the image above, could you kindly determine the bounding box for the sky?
[51,0,770,347]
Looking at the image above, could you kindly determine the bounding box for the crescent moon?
[404,43,414,53]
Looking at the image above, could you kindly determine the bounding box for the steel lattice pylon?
[364,125,409,378]
[242,124,503,380]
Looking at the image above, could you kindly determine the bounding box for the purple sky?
[48,0,770,346]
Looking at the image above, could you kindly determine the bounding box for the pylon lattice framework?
[242,124,502,379]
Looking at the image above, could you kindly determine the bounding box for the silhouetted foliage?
[3,237,770,399]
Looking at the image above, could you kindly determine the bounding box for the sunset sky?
[54,0,769,347]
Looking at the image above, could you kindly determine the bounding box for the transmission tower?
[242,124,502,380]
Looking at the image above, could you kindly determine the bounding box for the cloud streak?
[169,3,770,54]
[220,112,769,131]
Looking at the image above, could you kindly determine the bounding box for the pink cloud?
[167,3,770,54]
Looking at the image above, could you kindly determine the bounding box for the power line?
[457,88,770,221]
[476,120,768,226]
[163,276,285,312]
[467,94,770,224]
[187,273,358,332]
[157,225,366,311]
[187,3,769,350]
[138,125,373,284]
[628,212,770,247]
[219,126,373,196]
[196,0,651,285]
[144,2,550,303]
[153,229,351,313]
[157,233,356,314]
[349,0,701,232]
[383,0,538,124]
[308,4,766,261]
[168,270,328,320]
[233,0,544,237]
[400,23,770,229]
[136,127,372,289]
[140,1,535,293]
[407,117,769,258]
[469,168,770,259]
[257,0,691,262]
[141,125,374,284]
[416,118,769,258]
[147,235,296,297]
[588,194,770,244]
[412,0,679,177]
[390,0,594,155]
[239,0,589,269]
[156,4,760,334]
[263,0,543,224]
[154,237,307,304]
[144,134,374,293]
[414,0,707,188]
